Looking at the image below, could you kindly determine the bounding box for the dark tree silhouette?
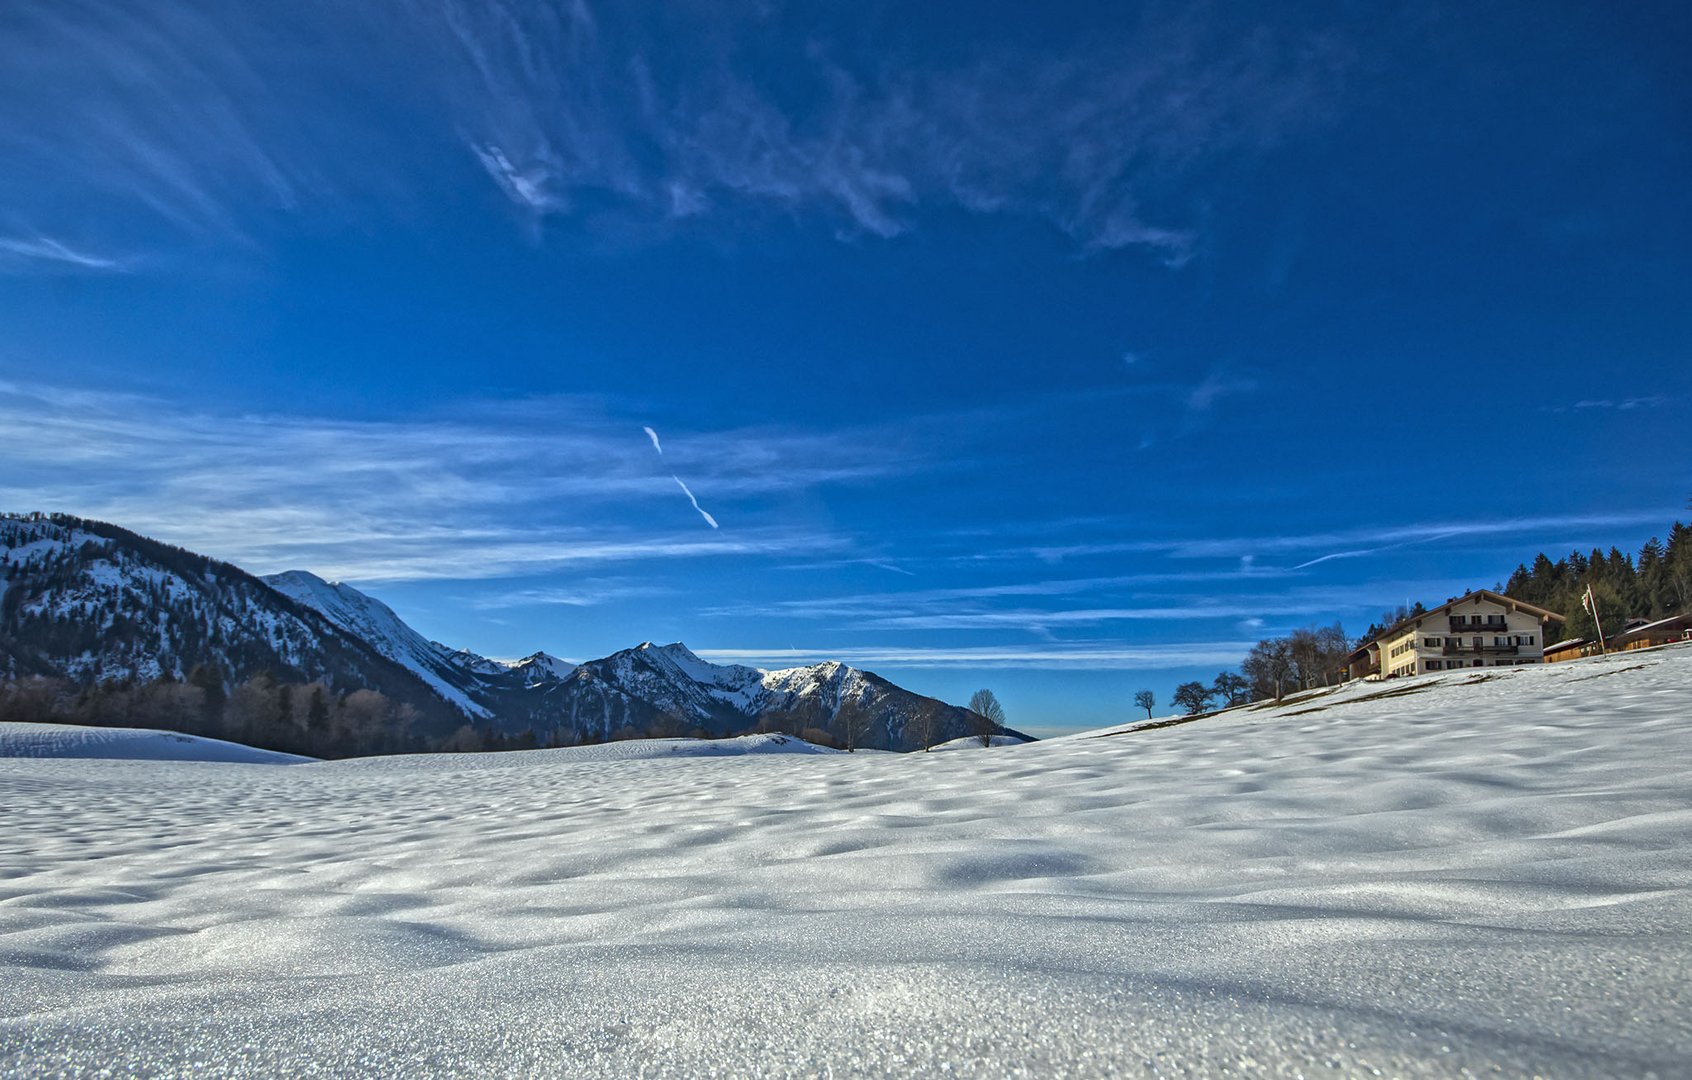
[1172,681,1214,716]
[967,688,1005,748]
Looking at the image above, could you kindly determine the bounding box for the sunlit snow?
[3,647,1690,1076]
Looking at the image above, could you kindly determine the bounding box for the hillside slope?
[1073,642,1692,739]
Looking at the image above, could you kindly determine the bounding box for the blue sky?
[2,1,1689,735]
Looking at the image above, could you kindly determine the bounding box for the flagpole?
[1584,584,1608,656]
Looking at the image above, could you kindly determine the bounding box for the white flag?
[1581,585,1594,614]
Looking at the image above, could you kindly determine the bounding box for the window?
[1425,637,1441,647]
[1472,659,1483,667]
[1427,660,1442,671]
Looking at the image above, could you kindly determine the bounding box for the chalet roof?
[1619,612,1692,639]
[1420,589,1563,623]
[1349,589,1565,657]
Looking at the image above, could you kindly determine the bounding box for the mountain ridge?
[1,512,1003,752]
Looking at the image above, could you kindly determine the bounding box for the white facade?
[1353,591,1562,680]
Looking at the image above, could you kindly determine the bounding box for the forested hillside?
[1503,518,1691,640]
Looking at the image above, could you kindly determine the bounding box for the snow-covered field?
[0,722,311,765]
[3,648,1690,1077]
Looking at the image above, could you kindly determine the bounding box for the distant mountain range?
[0,513,999,751]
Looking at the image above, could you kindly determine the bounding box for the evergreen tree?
[1565,580,1627,644]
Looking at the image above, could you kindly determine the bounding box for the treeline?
[0,670,896,757]
[1503,520,1691,641]
[1167,624,1350,715]
[0,671,745,759]
[0,670,433,759]
[0,670,599,759]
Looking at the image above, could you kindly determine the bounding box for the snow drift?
[0,721,311,764]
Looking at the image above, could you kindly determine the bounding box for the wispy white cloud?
[713,567,1291,615]
[473,144,565,213]
[469,578,666,609]
[973,511,1678,567]
[0,236,127,273]
[0,2,1349,259]
[694,641,1259,672]
[866,561,916,577]
[427,7,1347,252]
[0,380,905,580]
[1185,368,1259,412]
[0,2,308,239]
[642,425,663,454]
[699,573,1443,638]
[1543,396,1675,413]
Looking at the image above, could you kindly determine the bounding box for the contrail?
[644,426,716,528]
[672,476,719,529]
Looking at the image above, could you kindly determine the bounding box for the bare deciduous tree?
[1211,672,1249,707]
[1133,689,1155,719]
[837,693,874,753]
[910,698,943,751]
[1242,637,1295,701]
[1287,623,1349,690]
[1172,681,1214,715]
[967,688,1005,748]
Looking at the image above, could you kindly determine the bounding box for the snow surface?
[0,722,311,764]
[3,647,1691,1076]
[928,734,1027,751]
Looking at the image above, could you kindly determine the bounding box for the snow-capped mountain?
[2,513,999,752]
[437,647,511,677]
[266,570,579,720]
[531,641,984,750]
[263,570,495,718]
[0,514,466,735]
[502,651,577,686]
[260,574,979,750]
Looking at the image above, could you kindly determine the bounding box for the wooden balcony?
[1448,619,1508,633]
[1443,642,1520,656]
